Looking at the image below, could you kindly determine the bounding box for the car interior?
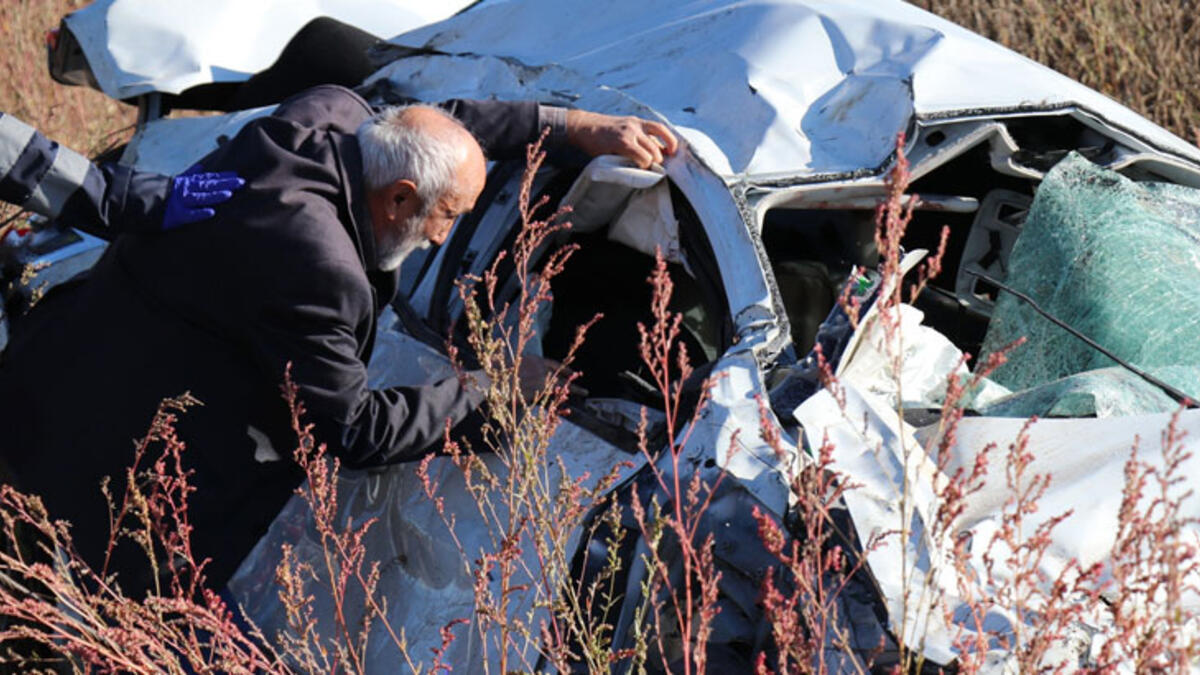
[424,157,732,414]
[758,112,1190,364]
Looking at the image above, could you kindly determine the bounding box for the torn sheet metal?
[63,0,472,100]
[930,411,1200,670]
[697,351,795,516]
[230,422,643,671]
[798,321,1200,666]
[379,0,1200,181]
[794,383,958,664]
[918,411,1200,603]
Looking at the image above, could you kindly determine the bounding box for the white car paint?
[63,0,475,99]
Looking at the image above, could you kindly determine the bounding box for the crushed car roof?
[377,0,1200,181]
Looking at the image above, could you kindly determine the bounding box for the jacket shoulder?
[272,85,374,135]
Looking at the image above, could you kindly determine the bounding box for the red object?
[45,28,59,51]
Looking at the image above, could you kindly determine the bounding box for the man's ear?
[391,179,418,207]
[371,179,419,225]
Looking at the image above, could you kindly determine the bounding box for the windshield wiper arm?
[966,269,1197,409]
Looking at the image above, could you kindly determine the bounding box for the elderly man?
[0,84,676,591]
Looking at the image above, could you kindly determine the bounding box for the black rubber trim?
[428,160,524,333]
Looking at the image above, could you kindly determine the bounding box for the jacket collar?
[330,131,376,270]
[330,131,400,312]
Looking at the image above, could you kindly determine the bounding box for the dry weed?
[0,0,134,229]
[915,0,1200,145]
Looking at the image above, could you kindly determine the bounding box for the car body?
[50,0,475,101]
[10,0,1200,670]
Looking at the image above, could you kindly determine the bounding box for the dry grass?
[914,0,1200,145]
[0,0,132,154]
[0,0,134,224]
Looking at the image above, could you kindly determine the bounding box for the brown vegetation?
[913,0,1200,145]
[0,1,130,153]
[0,0,134,225]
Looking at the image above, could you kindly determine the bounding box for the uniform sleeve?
[437,99,569,160]
[252,256,486,468]
[0,112,170,236]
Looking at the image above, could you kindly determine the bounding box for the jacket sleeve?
[438,100,568,160]
[0,112,170,236]
[252,254,486,468]
[269,85,567,161]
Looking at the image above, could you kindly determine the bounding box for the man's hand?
[162,166,246,230]
[566,110,679,169]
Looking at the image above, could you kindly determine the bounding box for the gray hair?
[356,104,470,214]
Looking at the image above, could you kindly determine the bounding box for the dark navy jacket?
[0,85,553,590]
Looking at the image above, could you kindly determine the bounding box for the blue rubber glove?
[162,165,245,230]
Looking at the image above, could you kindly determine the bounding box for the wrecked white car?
[8,0,1200,671]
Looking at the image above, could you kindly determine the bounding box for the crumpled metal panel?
[121,107,274,173]
[230,422,644,671]
[795,384,957,664]
[379,0,1200,179]
[700,352,795,516]
[62,0,472,99]
[797,333,1200,666]
[921,411,1200,605]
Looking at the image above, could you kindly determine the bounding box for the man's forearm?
[0,112,172,236]
[435,99,570,160]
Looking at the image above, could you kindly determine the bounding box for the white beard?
[376,213,430,272]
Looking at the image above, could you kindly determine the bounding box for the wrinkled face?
[375,209,430,272]
[419,170,485,248]
[367,145,487,272]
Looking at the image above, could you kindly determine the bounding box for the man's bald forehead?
[400,108,486,190]
[392,106,479,154]
[356,103,486,195]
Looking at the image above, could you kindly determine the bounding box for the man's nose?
[429,221,454,246]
